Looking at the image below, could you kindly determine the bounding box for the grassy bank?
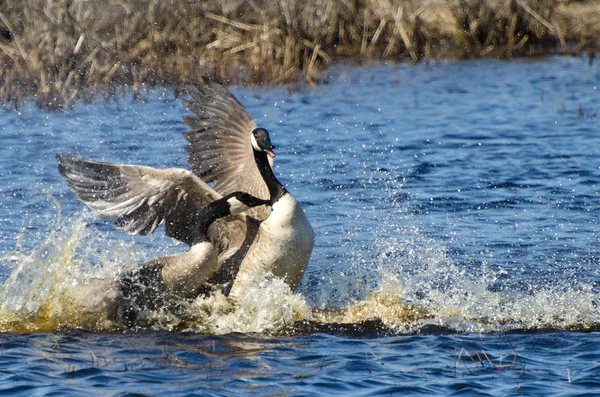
[0,0,598,109]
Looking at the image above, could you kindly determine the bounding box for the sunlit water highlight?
[1,56,600,395]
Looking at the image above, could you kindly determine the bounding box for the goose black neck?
[254,150,287,204]
[190,199,231,245]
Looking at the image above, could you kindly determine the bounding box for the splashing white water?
[370,218,600,332]
[0,209,141,331]
[187,277,311,334]
[1,198,599,333]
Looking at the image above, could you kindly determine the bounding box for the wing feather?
[182,78,272,220]
[57,153,222,242]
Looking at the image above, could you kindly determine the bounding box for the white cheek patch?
[227,197,250,215]
[250,133,260,151]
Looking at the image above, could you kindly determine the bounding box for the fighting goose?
[56,150,265,291]
[115,191,268,326]
[225,127,315,298]
[182,81,315,298]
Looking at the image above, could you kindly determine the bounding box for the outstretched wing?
[182,78,272,220]
[57,154,221,243]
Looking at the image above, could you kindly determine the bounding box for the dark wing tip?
[56,153,79,176]
[57,152,76,164]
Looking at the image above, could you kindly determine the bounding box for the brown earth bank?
[0,0,598,110]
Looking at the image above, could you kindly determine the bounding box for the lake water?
[1,56,599,395]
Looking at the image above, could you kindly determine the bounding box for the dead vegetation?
[0,0,598,109]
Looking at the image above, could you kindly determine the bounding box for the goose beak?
[266,148,276,158]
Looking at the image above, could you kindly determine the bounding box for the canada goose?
[116,191,268,326]
[57,78,314,298]
[64,190,267,327]
[182,81,315,298]
[56,152,262,291]
[223,127,315,298]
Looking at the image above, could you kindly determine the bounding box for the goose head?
[225,191,270,216]
[251,128,276,158]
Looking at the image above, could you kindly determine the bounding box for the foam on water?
[186,278,311,334]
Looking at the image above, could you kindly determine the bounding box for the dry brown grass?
[0,0,598,109]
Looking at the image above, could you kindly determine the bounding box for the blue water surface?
[1,55,600,395]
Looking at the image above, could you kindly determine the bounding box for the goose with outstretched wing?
[57,79,314,298]
[182,80,315,298]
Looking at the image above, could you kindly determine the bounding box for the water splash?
[1,193,599,334]
[186,277,311,334]
[365,200,600,332]
[0,206,138,332]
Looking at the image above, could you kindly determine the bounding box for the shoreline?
[0,0,598,110]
